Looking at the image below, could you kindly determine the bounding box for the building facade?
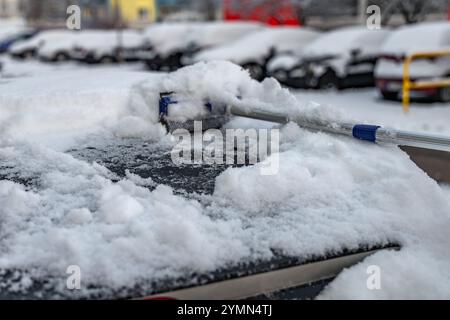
[22,0,157,29]
[0,0,25,18]
[110,0,157,26]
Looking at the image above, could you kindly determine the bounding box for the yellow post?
[402,50,450,113]
[402,55,413,113]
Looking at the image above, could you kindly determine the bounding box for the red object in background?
[223,0,301,26]
[448,0,450,20]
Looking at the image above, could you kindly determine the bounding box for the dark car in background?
[268,26,391,89]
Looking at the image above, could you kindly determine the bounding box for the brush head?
[159,92,230,132]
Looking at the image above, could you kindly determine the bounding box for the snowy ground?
[1,57,450,299]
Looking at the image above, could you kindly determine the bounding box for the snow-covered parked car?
[375,22,450,102]
[191,27,320,81]
[37,32,84,62]
[269,26,390,89]
[70,30,144,64]
[8,30,76,60]
[135,23,197,70]
[141,22,262,71]
[0,28,37,54]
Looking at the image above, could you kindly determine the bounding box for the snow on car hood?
[0,61,450,298]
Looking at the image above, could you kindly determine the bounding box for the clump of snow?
[65,208,93,225]
[157,61,342,123]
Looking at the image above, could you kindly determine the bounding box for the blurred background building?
[22,0,157,28]
[0,0,26,19]
[4,0,450,29]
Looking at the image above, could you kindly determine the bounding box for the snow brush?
[159,92,450,153]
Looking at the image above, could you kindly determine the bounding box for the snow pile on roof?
[380,22,450,56]
[145,22,262,57]
[194,28,319,64]
[1,61,450,298]
[186,22,263,48]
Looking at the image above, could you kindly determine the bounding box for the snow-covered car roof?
[185,21,263,48]
[144,22,262,56]
[379,21,450,56]
[38,33,83,57]
[143,23,203,55]
[193,27,320,64]
[302,26,390,58]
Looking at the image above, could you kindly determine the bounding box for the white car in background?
[191,27,320,81]
[38,32,82,62]
[9,30,76,60]
[140,22,262,71]
[70,30,144,64]
[375,22,450,102]
[137,23,202,70]
[268,26,390,89]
